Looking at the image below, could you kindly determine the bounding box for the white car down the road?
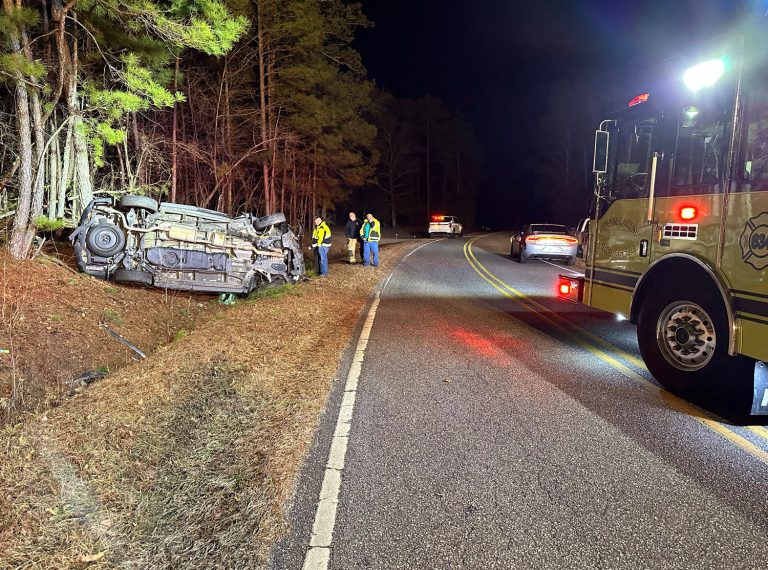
[510,223,578,265]
[428,215,463,238]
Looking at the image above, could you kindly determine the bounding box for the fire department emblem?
[740,212,768,270]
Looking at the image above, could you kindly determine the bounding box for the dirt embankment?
[0,244,219,425]
[0,240,417,569]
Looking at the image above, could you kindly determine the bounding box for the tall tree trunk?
[20,26,46,231]
[426,110,431,216]
[58,116,74,219]
[48,123,59,219]
[70,86,93,212]
[456,151,461,197]
[256,3,272,214]
[5,0,35,259]
[171,56,179,202]
[389,173,397,228]
[68,14,92,216]
[8,85,34,258]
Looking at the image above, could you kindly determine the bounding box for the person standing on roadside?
[360,212,381,267]
[345,212,362,264]
[312,216,332,276]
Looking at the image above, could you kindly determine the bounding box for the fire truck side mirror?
[593,130,609,174]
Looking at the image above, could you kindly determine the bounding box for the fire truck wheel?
[637,284,753,399]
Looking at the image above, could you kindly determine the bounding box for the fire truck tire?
[637,283,753,400]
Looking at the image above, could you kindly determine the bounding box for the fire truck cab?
[559,21,768,413]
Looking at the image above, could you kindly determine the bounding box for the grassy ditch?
[0,240,418,568]
[0,244,219,424]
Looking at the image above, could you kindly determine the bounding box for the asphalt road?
[272,233,768,570]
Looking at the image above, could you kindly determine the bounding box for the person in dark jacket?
[345,212,362,264]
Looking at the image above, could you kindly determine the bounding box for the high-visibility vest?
[361,218,381,242]
[313,222,332,247]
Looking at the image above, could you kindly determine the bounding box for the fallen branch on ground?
[99,323,147,359]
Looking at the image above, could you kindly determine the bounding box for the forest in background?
[0,0,484,260]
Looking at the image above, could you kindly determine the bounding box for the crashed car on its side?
[70,195,305,294]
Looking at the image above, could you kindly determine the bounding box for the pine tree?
[0,0,247,258]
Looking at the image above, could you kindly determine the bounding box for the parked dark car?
[70,195,305,294]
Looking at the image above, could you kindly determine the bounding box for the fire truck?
[559,20,768,413]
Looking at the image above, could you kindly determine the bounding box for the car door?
[517,225,530,255]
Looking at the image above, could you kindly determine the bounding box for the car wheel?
[254,212,287,230]
[112,268,154,287]
[637,282,753,401]
[518,250,528,264]
[118,194,159,212]
[85,222,126,257]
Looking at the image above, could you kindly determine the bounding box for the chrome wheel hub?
[656,301,716,372]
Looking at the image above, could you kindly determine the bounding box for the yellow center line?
[463,235,768,467]
[747,425,768,443]
[468,238,646,371]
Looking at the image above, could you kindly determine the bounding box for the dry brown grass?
[0,240,417,569]
[0,243,219,424]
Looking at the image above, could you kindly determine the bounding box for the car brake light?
[527,235,577,244]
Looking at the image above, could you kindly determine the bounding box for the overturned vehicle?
[70,195,305,294]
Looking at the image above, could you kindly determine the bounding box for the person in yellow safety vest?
[312,216,332,276]
[360,213,381,267]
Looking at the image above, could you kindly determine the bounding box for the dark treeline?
[0,0,484,259]
[530,75,624,229]
[367,91,484,229]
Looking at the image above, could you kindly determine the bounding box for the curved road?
[273,233,768,570]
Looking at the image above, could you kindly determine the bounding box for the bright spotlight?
[683,58,725,92]
[616,313,626,322]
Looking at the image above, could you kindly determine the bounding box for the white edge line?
[302,294,382,569]
[538,257,582,274]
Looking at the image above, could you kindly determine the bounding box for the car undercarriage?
[70,195,305,294]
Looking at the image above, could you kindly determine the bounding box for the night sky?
[357,0,758,226]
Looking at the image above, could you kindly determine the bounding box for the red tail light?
[557,274,584,303]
